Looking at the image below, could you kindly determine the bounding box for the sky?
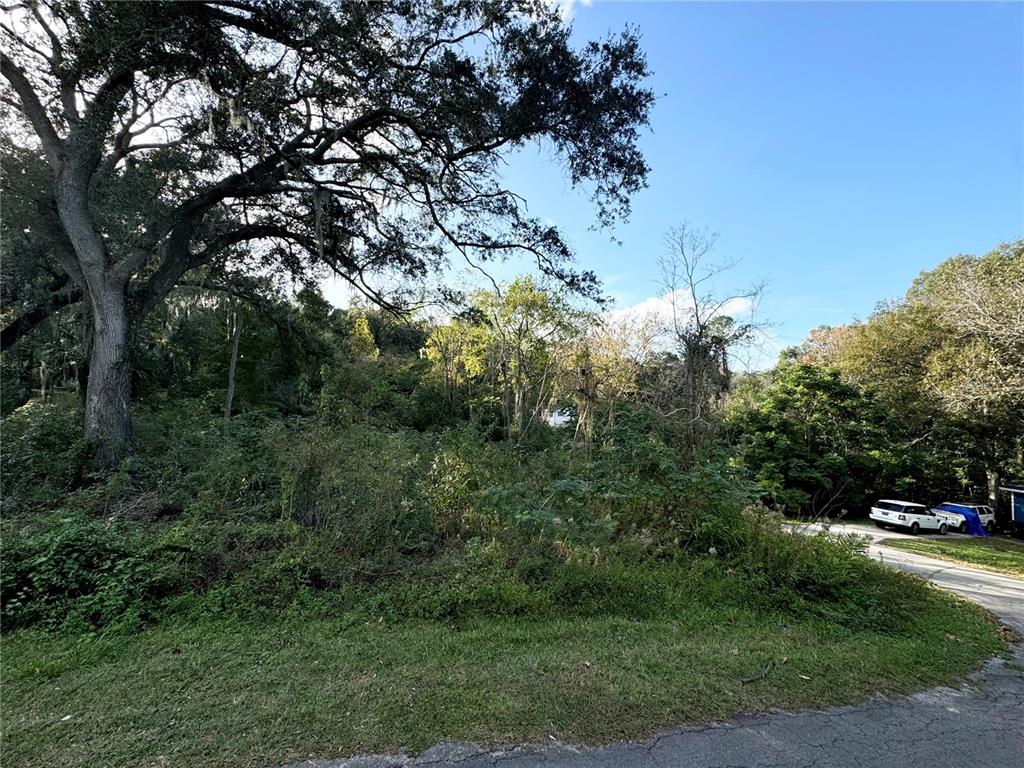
[319,1,1024,368]
[500,0,1024,365]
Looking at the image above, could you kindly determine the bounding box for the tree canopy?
[737,240,1024,517]
[1,0,653,463]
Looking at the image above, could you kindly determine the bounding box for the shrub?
[0,396,939,636]
[728,510,932,631]
[0,396,88,517]
[356,540,676,621]
[1,514,170,631]
[279,423,437,567]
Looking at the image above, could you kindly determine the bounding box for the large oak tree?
[1,0,652,465]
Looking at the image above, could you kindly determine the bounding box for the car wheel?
[910,522,920,535]
[875,521,887,529]
[986,521,995,534]
[938,523,948,535]
[959,522,968,534]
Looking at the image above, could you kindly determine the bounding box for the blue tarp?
[934,503,990,537]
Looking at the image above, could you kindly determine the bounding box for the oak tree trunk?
[84,281,132,467]
[55,168,133,467]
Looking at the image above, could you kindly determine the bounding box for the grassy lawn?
[880,537,1024,578]
[2,595,1006,768]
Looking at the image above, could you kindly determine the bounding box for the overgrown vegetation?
[1,2,1019,764]
[2,251,981,634]
[2,380,930,636]
[1,237,1015,625]
[1,217,1017,764]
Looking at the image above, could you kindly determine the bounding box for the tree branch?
[0,280,81,350]
[0,50,64,167]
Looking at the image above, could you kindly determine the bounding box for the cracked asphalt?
[283,531,1024,768]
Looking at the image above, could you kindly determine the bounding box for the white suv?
[869,499,955,535]
[932,503,996,534]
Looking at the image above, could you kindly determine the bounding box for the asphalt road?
[284,528,1024,768]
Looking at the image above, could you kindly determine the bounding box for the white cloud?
[555,0,592,21]
[608,289,755,329]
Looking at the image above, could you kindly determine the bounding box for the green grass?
[2,593,1006,768]
[880,537,1024,577]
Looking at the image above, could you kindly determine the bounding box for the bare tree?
[656,223,764,449]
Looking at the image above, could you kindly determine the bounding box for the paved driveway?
[286,528,1024,768]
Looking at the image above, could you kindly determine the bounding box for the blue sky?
[497,0,1023,363]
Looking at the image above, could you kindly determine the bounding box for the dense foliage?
[730,240,1024,519]
[0,266,937,637]
[1,0,1018,632]
[729,364,888,516]
[3,240,1021,636]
